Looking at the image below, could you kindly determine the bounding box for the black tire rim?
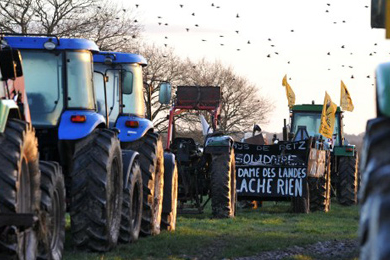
[107,156,121,239]
[50,187,61,251]
[153,171,162,227]
[132,180,141,230]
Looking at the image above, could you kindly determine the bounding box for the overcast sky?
[125,0,390,135]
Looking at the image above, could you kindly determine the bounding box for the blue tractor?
[93,51,178,236]
[3,35,126,252]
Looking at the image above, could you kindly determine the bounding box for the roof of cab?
[93,51,147,67]
[3,36,99,52]
[292,104,341,113]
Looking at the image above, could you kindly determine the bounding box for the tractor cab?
[290,104,343,148]
[93,51,171,142]
[3,35,101,161]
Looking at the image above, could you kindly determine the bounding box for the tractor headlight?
[44,41,56,50]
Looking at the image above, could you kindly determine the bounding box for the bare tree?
[0,0,142,50]
[179,58,273,134]
[125,44,273,135]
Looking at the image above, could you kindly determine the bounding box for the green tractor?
[0,44,66,259]
[288,103,359,206]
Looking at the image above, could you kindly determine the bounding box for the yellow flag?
[282,75,295,109]
[319,92,338,139]
[340,80,354,112]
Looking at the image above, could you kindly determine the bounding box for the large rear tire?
[0,119,40,260]
[119,159,143,243]
[70,129,123,252]
[359,117,390,260]
[337,155,359,206]
[161,153,178,231]
[210,150,236,218]
[38,161,66,260]
[122,132,164,236]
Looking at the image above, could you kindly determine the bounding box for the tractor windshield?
[292,111,341,145]
[94,62,145,120]
[21,50,95,127]
[21,50,64,127]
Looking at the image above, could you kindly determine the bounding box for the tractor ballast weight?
[289,104,359,206]
[93,51,178,235]
[166,86,236,218]
[4,35,124,252]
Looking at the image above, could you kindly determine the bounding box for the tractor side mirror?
[0,49,23,81]
[371,0,386,28]
[158,82,172,104]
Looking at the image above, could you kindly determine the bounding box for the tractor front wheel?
[309,152,331,212]
[161,153,178,231]
[119,160,143,243]
[122,132,164,236]
[38,161,66,260]
[291,181,310,214]
[210,150,236,218]
[337,155,359,206]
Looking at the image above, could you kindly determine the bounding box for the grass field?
[63,200,359,260]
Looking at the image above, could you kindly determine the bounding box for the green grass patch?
[63,199,359,259]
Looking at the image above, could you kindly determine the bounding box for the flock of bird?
[131,1,383,84]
